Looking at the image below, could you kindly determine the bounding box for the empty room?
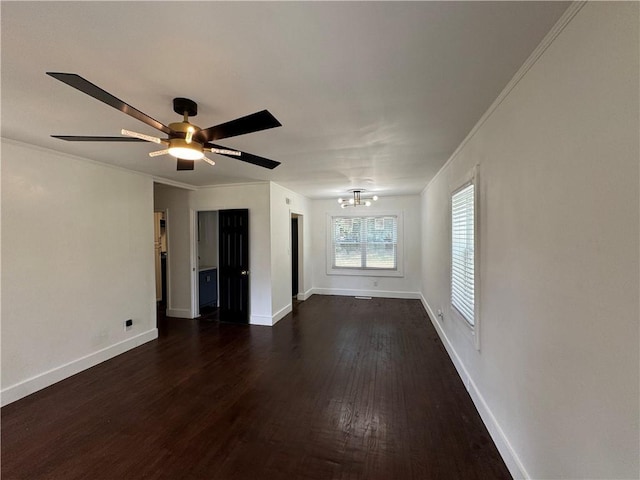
[1,2,638,479]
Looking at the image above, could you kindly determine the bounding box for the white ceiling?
[1,1,569,199]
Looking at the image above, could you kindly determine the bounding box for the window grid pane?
[451,184,475,325]
[332,215,397,270]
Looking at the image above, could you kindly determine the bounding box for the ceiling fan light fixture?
[168,138,204,160]
[168,146,204,160]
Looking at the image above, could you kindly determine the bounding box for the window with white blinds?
[451,183,475,326]
[332,215,398,270]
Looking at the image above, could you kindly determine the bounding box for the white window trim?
[326,211,404,277]
[450,166,480,350]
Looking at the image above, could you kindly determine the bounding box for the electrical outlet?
[125,319,133,331]
[437,309,444,321]
[373,280,378,287]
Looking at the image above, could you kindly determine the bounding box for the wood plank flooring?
[1,296,511,479]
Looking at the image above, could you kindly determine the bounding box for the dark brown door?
[219,209,249,323]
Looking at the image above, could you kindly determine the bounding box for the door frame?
[190,209,198,317]
[291,215,299,297]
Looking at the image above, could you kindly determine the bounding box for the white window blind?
[332,215,397,270]
[451,183,475,326]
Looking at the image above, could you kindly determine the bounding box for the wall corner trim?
[420,294,530,480]
[1,329,159,407]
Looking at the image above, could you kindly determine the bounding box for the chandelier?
[338,190,379,208]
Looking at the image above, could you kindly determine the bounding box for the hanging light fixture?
[338,189,379,208]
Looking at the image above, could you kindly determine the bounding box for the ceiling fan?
[47,72,282,171]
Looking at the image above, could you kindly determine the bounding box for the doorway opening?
[291,215,299,298]
[194,208,250,323]
[291,213,303,301]
[154,210,168,320]
[197,211,219,319]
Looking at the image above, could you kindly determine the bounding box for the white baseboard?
[250,314,273,326]
[272,303,292,325]
[166,308,192,319]
[1,328,158,407]
[419,294,528,479]
[312,288,421,299]
[297,289,313,301]
[250,303,293,326]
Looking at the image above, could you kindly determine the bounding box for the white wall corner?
[1,329,158,407]
[419,294,528,479]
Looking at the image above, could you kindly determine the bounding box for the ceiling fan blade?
[199,110,281,142]
[205,142,281,169]
[176,158,194,171]
[46,72,172,135]
[121,129,163,144]
[149,149,170,157]
[52,135,146,142]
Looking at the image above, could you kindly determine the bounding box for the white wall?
[1,140,158,405]
[269,182,312,324]
[421,3,639,479]
[311,195,422,298]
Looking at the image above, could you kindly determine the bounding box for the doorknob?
[241,270,250,276]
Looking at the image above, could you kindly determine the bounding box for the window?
[331,215,398,271]
[451,182,475,326]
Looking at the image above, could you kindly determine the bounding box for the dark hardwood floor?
[1,296,511,480]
